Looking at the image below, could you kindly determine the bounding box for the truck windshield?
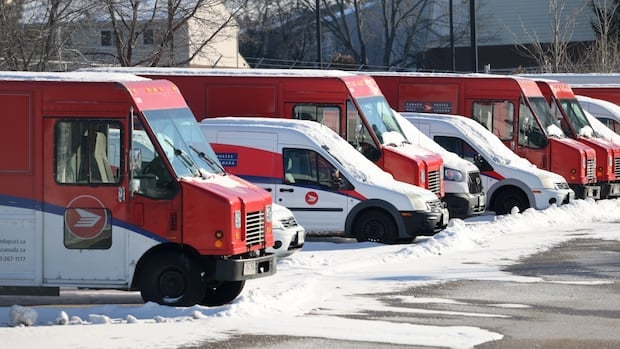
[559,99,594,137]
[357,96,408,146]
[142,107,224,177]
[527,96,565,138]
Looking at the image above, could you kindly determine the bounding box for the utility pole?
[450,0,455,71]
[469,0,478,72]
[316,0,322,68]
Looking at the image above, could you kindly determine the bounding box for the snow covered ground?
[2,198,620,349]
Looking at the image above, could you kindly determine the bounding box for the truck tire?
[493,187,529,215]
[139,251,206,307]
[200,280,246,306]
[354,209,398,244]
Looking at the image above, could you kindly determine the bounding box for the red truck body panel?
[129,69,444,197]
[372,72,600,199]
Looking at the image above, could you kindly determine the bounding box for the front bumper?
[402,206,449,237]
[443,192,486,219]
[214,253,276,281]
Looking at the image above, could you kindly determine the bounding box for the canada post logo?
[216,152,238,167]
[64,195,108,239]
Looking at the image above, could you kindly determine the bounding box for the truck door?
[42,118,128,286]
[277,147,349,232]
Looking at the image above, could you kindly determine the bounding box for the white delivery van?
[201,117,448,244]
[576,95,620,135]
[402,113,575,215]
[392,110,486,218]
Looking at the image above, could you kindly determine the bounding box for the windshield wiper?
[164,139,202,177]
[189,145,225,173]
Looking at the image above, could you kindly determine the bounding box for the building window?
[143,29,154,45]
[101,30,113,46]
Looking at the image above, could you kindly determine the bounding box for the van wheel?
[139,251,206,307]
[200,280,246,306]
[354,210,398,244]
[493,188,529,215]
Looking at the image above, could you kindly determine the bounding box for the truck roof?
[0,71,148,82]
[80,67,361,78]
[369,71,532,81]
[519,73,620,87]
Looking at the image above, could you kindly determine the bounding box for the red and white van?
[201,117,449,244]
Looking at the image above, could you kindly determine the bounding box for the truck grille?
[279,215,299,228]
[615,158,620,178]
[245,210,265,246]
[427,170,441,196]
[587,159,596,181]
[467,172,484,194]
[426,199,444,211]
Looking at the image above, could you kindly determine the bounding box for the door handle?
[262,187,272,192]
[279,188,294,192]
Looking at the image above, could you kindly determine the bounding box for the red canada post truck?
[371,72,600,200]
[520,73,620,105]
[529,79,620,199]
[86,68,446,200]
[0,72,275,307]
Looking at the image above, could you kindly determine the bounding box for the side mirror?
[129,178,140,195]
[130,149,142,171]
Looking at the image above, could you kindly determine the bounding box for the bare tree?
[308,0,371,65]
[95,0,247,67]
[513,0,587,73]
[0,0,98,71]
[238,0,315,66]
[379,0,435,68]
[587,0,620,72]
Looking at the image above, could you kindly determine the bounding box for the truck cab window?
[472,101,514,141]
[518,98,547,149]
[131,117,177,200]
[55,120,121,185]
[293,105,341,134]
[345,100,381,161]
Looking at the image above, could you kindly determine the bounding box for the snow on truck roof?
[368,71,533,81]
[0,71,148,83]
[80,67,363,78]
[202,117,397,186]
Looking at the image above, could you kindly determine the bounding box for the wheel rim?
[364,220,386,241]
[158,269,186,302]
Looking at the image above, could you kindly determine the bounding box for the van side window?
[283,148,347,190]
[434,136,493,172]
[293,105,341,134]
[472,101,514,141]
[55,120,121,185]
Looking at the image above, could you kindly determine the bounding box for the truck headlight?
[234,210,241,229]
[444,167,465,182]
[265,204,272,223]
